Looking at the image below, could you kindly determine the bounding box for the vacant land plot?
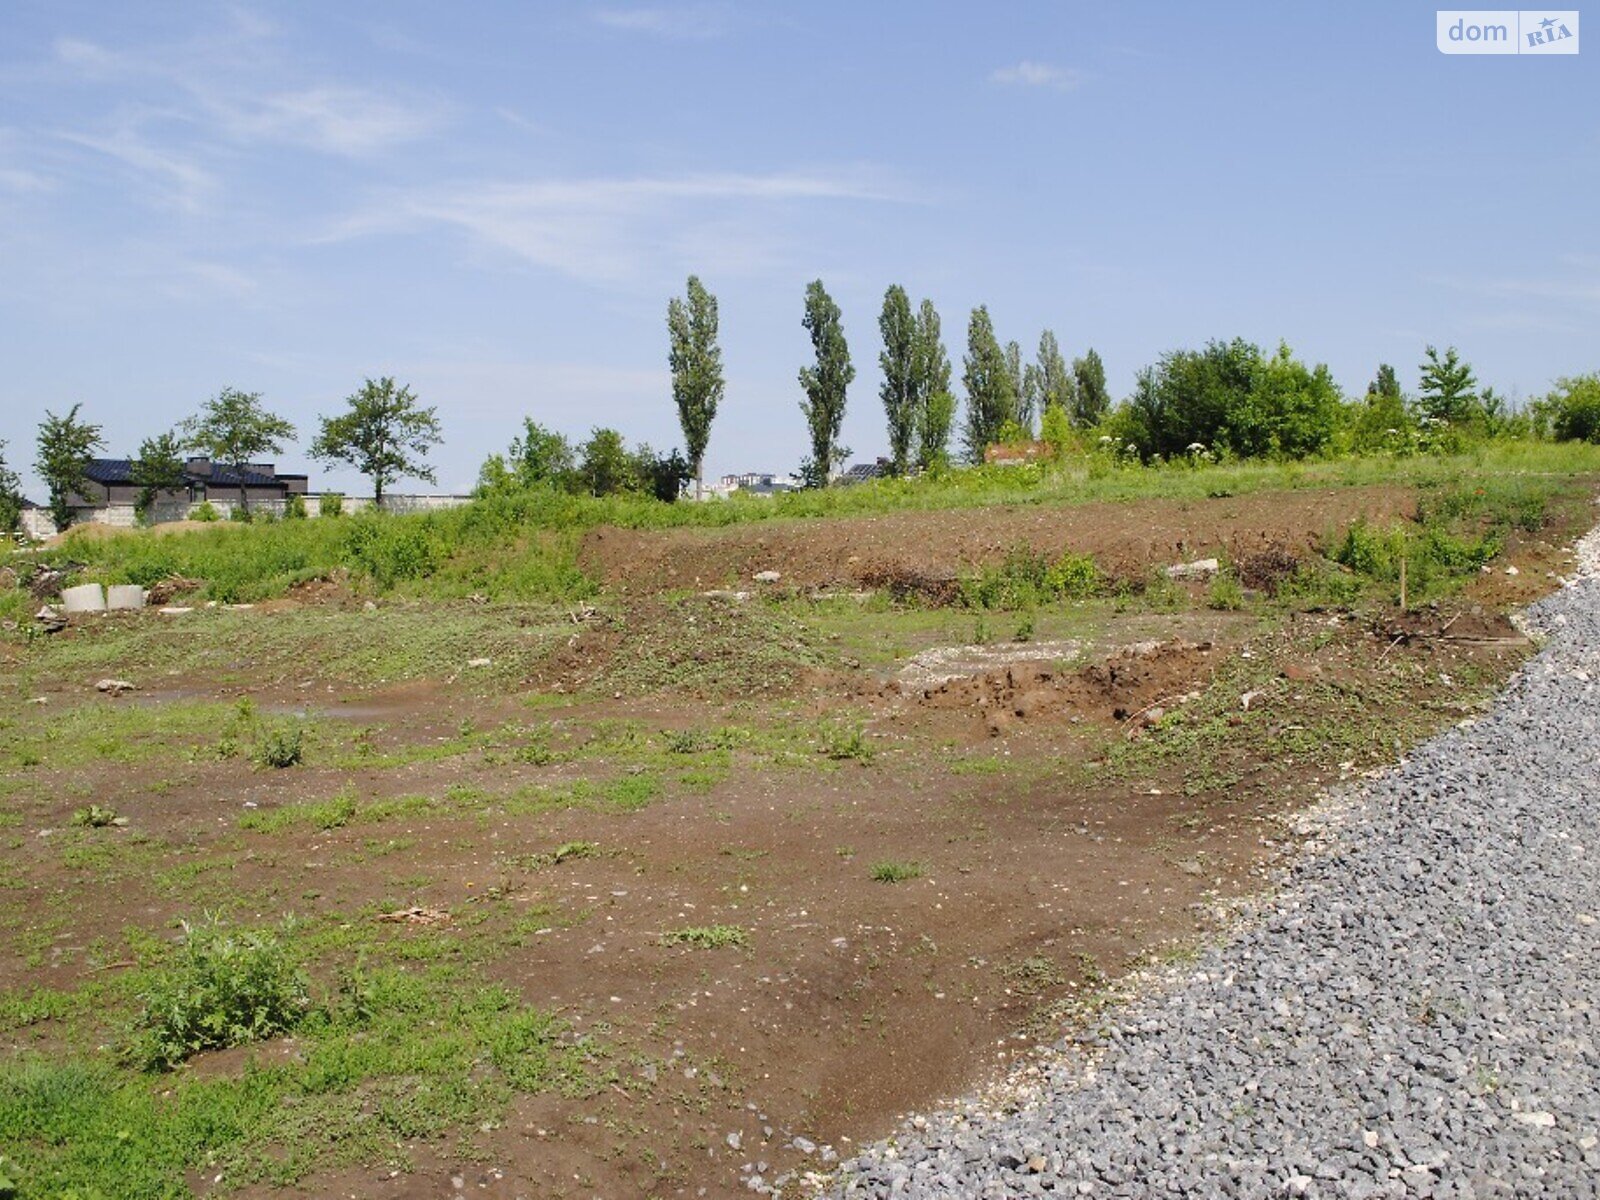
[1,457,1596,1198]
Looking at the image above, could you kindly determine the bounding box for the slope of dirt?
[581,485,1419,594]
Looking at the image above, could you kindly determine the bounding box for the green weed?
[130,918,310,1071]
[869,860,922,883]
[661,925,747,949]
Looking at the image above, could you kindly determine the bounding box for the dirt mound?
[580,486,1416,596]
[894,639,1217,737]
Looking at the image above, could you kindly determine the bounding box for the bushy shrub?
[1545,374,1600,444]
[342,514,439,587]
[191,502,220,522]
[961,547,1104,609]
[131,919,310,1071]
[318,492,343,518]
[284,494,307,520]
[1046,551,1101,599]
[252,722,304,769]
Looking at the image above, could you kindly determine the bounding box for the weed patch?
[869,860,922,883]
[661,926,747,949]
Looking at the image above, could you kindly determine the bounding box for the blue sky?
[1,2,1595,498]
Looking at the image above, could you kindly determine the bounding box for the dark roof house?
[69,457,309,509]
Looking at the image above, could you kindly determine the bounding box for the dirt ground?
[579,484,1420,595]
[0,482,1591,1200]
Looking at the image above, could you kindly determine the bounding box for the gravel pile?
[834,527,1600,1199]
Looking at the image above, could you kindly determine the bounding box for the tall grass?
[33,441,1600,605]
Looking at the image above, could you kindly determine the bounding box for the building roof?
[83,458,288,488]
[838,461,886,484]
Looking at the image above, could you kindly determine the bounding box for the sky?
[0,1,1595,498]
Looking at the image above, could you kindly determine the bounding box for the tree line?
[6,275,1599,533]
[5,378,443,533]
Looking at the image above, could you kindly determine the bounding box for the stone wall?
[18,494,474,540]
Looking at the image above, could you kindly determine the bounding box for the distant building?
[69,457,309,511]
[706,471,801,499]
[836,458,890,485]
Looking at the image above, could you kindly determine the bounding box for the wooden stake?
[1399,556,1408,611]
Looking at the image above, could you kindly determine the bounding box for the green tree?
[1071,349,1110,428]
[1039,400,1072,455]
[1124,339,1341,461]
[1004,339,1029,432]
[961,306,1015,462]
[1124,339,1258,460]
[1026,330,1077,438]
[36,404,105,531]
[1416,345,1479,425]
[0,439,22,534]
[878,285,918,474]
[1229,342,1343,459]
[798,279,855,486]
[182,389,294,517]
[631,444,693,502]
[479,419,575,493]
[1351,363,1412,452]
[131,430,186,522]
[310,377,442,506]
[912,299,953,470]
[668,275,725,499]
[1544,374,1600,444]
[577,427,637,497]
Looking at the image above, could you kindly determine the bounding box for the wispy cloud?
[990,61,1087,91]
[47,23,448,166]
[594,5,737,40]
[57,125,218,214]
[215,85,446,156]
[325,169,905,285]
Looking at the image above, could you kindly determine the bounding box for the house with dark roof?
[69,457,309,511]
[836,458,890,485]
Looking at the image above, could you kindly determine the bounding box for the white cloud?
[48,25,447,162]
[0,167,50,193]
[594,5,735,40]
[217,85,446,156]
[325,169,904,285]
[57,127,218,214]
[990,61,1086,91]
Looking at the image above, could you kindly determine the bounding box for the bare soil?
[579,485,1420,595]
[1,481,1590,1200]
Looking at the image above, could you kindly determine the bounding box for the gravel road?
[832,525,1600,1199]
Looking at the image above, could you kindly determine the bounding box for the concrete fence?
[19,494,474,540]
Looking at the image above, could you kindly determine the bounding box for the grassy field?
[21,440,1600,607]
[1,444,1597,1198]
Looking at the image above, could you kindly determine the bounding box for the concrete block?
[107,584,146,611]
[61,583,107,613]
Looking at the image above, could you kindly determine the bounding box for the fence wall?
[19,494,475,540]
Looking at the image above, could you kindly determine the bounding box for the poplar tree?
[1072,348,1110,427]
[798,280,854,485]
[667,275,725,499]
[1025,330,1076,424]
[1004,340,1028,432]
[878,285,918,474]
[961,307,1015,462]
[912,299,954,471]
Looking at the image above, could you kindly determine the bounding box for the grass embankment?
[22,441,1600,607]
